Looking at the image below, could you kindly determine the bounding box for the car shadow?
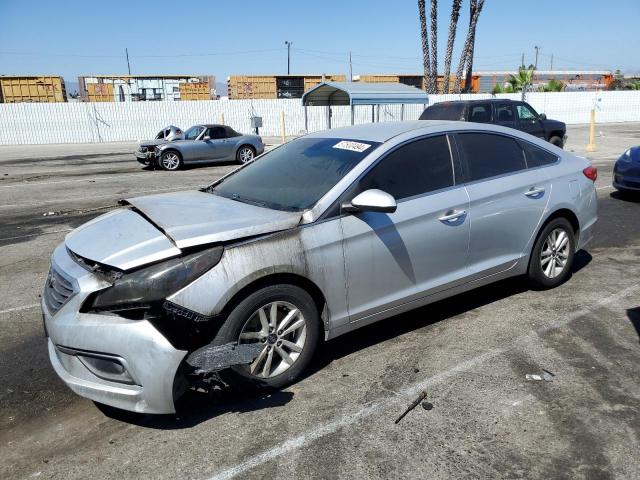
[95,388,295,430]
[98,250,593,429]
[610,190,640,203]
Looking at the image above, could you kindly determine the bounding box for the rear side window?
[468,104,492,123]
[420,103,465,121]
[457,133,526,181]
[359,135,453,200]
[523,142,558,168]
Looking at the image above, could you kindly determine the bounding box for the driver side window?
[358,135,454,201]
[516,104,537,120]
[207,127,227,140]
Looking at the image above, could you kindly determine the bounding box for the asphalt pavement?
[0,124,639,479]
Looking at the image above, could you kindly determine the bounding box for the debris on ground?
[526,369,555,382]
[395,390,428,424]
[421,401,434,411]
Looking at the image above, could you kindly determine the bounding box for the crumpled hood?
[139,139,168,148]
[65,191,302,270]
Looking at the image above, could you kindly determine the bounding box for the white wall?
[0,91,638,145]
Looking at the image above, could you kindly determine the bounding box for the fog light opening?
[77,354,137,385]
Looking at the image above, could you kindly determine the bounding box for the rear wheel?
[549,136,564,148]
[527,218,575,289]
[159,151,182,171]
[236,145,256,164]
[212,284,321,389]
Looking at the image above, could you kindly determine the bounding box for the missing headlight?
[83,246,223,313]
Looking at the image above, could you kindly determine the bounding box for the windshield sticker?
[333,140,372,153]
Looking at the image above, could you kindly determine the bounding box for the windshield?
[420,103,465,121]
[184,126,204,140]
[210,137,380,211]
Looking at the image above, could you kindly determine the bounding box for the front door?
[199,126,233,161]
[340,135,470,324]
[455,132,550,276]
[515,102,545,139]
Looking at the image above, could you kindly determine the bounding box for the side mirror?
[342,189,397,214]
[203,135,211,141]
[538,113,547,120]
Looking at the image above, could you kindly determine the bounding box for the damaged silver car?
[134,125,184,164]
[135,124,264,170]
[43,121,597,414]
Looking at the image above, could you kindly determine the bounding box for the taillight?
[583,166,597,182]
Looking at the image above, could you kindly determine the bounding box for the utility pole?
[521,53,525,68]
[349,51,353,82]
[550,53,554,71]
[284,41,292,75]
[534,46,540,69]
[126,48,131,75]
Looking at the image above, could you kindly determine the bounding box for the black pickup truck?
[419,99,567,148]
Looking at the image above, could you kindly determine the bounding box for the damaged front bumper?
[43,245,188,414]
[134,149,157,165]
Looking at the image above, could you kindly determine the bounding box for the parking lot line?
[205,282,639,480]
[0,303,39,316]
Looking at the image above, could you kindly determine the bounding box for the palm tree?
[442,0,462,94]
[508,65,535,92]
[542,78,565,92]
[428,0,438,94]
[454,0,485,93]
[418,0,431,93]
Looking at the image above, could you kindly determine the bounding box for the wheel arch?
[218,272,329,336]
[530,208,580,264]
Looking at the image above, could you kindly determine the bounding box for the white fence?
[0,91,639,145]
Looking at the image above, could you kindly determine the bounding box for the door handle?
[524,187,545,197]
[438,209,467,223]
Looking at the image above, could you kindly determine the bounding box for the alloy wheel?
[238,147,254,163]
[161,152,180,170]
[540,227,571,279]
[238,301,307,378]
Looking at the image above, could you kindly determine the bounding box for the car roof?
[305,120,454,143]
[433,99,519,105]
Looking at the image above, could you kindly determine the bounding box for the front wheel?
[159,151,182,171]
[212,284,321,389]
[236,145,256,164]
[527,218,575,289]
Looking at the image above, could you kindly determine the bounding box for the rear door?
[455,132,550,277]
[340,135,470,323]
[514,102,545,138]
[467,103,492,124]
[493,102,517,130]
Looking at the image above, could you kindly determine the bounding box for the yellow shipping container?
[179,81,211,100]
[86,83,114,102]
[0,76,66,103]
[228,75,346,99]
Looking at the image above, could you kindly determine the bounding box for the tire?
[159,150,182,171]
[211,284,321,389]
[527,217,575,289]
[549,136,564,149]
[236,145,256,164]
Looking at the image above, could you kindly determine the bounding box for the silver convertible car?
[135,124,265,170]
[43,121,597,413]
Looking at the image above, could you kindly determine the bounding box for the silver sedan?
[44,121,597,413]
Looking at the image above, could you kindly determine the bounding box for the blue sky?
[1,0,638,88]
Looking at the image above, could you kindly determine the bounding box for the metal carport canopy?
[301,81,428,106]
